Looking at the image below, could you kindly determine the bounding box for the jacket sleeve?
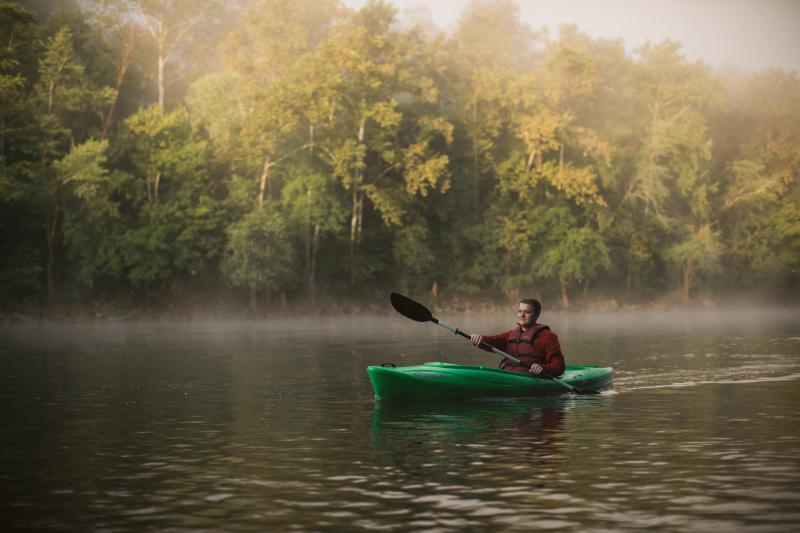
[536,330,565,377]
[478,330,511,353]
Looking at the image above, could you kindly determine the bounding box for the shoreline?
[2,294,798,324]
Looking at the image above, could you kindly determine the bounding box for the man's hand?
[528,363,544,375]
[469,333,483,346]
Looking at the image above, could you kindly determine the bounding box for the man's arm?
[469,330,511,352]
[537,330,565,377]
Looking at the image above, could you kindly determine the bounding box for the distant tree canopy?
[1,0,798,312]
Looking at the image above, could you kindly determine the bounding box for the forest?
[1,0,798,316]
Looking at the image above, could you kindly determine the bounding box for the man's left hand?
[528,363,543,375]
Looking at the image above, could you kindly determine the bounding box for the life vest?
[500,324,550,371]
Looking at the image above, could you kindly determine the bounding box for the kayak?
[367,362,613,402]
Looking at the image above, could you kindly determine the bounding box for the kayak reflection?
[369,397,606,470]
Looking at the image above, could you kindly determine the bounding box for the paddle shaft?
[431,317,584,394]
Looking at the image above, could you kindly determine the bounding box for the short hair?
[519,298,541,321]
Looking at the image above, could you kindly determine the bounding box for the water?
[1,309,799,531]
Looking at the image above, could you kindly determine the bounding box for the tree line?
[1,0,798,314]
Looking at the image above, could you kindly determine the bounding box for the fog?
[345,0,800,72]
[4,306,799,347]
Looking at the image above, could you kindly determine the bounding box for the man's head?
[516,298,541,329]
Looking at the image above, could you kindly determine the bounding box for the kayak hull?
[367,362,613,402]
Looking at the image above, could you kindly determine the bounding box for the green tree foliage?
[29,23,114,303]
[719,70,800,289]
[124,104,207,203]
[280,160,346,305]
[0,3,41,298]
[1,1,798,313]
[106,104,222,293]
[222,208,295,311]
[448,0,536,208]
[300,0,453,278]
[537,225,611,308]
[56,139,115,288]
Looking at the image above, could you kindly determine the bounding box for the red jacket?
[480,324,565,377]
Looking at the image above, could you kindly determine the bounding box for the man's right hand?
[469,334,483,346]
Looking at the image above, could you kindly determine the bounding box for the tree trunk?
[583,279,590,298]
[308,223,319,307]
[682,263,691,304]
[146,175,153,203]
[349,189,363,261]
[46,207,59,305]
[48,80,55,114]
[356,193,364,244]
[350,188,357,256]
[305,188,311,277]
[154,171,160,202]
[102,24,137,139]
[560,280,570,309]
[258,158,271,208]
[349,116,366,260]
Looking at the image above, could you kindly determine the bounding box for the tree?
[489,28,611,303]
[392,223,435,295]
[104,102,221,296]
[281,160,346,306]
[222,208,296,312]
[719,70,800,290]
[123,104,206,203]
[0,2,42,300]
[522,28,611,206]
[447,0,537,211]
[186,71,245,167]
[665,223,722,302]
[537,225,611,308]
[81,0,141,138]
[625,42,724,301]
[219,0,341,209]
[302,1,452,283]
[89,0,228,114]
[35,26,113,303]
[56,139,117,289]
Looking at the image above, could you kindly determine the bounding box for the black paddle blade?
[390,293,433,322]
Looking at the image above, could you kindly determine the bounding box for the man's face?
[516,303,536,329]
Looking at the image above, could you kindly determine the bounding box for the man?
[469,299,565,377]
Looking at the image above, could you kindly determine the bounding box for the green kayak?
[367,362,613,402]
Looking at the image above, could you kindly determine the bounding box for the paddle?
[390,292,600,395]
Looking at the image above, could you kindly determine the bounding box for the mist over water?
[1,309,799,530]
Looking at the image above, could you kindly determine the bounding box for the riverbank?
[2,291,797,323]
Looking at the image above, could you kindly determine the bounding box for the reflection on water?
[371,397,573,458]
[371,398,571,478]
[1,313,799,530]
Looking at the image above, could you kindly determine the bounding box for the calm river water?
[1,308,799,531]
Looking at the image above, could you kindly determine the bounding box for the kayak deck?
[367,362,613,402]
